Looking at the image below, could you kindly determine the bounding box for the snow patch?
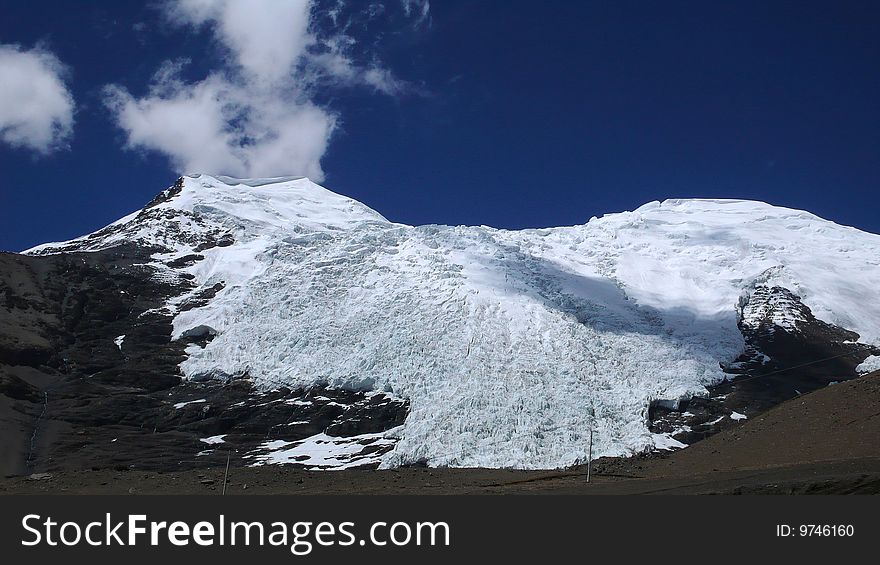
[247,429,401,469]
[651,433,687,451]
[856,355,880,375]
[173,398,206,409]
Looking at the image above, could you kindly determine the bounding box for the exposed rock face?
[735,285,873,376]
[650,285,879,445]
[0,248,407,476]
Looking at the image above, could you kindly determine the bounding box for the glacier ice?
[26,175,880,469]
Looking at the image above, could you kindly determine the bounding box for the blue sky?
[1,1,878,252]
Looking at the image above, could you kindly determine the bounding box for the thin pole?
[222,451,231,495]
[586,427,593,483]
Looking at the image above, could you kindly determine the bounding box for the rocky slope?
[0,248,406,476]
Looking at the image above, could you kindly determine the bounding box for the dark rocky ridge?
[0,247,407,476]
[649,285,879,445]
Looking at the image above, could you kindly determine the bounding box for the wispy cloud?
[401,0,431,27]
[104,0,428,180]
[0,44,75,155]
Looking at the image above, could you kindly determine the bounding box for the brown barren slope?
[652,369,880,474]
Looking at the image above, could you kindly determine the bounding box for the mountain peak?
[174,174,388,225]
[24,174,388,256]
[632,197,821,219]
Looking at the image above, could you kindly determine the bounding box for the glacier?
[26,174,880,469]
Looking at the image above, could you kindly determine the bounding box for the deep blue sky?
[1,1,878,252]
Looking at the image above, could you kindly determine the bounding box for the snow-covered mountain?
[25,174,880,469]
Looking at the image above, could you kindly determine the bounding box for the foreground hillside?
[4,371,878,494]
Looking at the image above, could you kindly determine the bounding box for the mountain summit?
[17,175,880,469]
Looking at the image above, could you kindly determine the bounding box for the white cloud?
[0,44,74,155]
[401,0,430,26]
[104,64,335,181]
[105,0,427,180]
[167,0,313,86]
